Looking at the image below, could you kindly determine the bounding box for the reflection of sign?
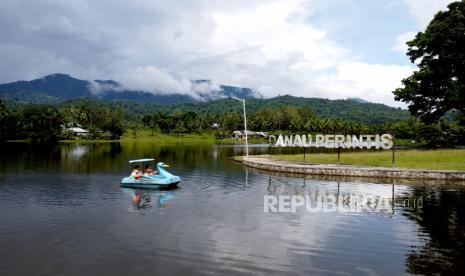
[275,134,393,149]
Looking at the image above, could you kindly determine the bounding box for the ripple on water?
[1,143,464,275]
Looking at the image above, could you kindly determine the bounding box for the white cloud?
[391,31,416,53]
[191,81,221,94]
[389,0,453,72]
[210,0,348,70]
[314,62,413,107]
[1,0,449,107]
[116,66,192,95]
[401,0,455,27]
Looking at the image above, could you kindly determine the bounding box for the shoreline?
[238,156,465,181]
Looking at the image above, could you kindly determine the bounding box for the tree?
[0,99,9,141]
[102,117,124,139]
[22,105,63,142]
[393,1,465,124]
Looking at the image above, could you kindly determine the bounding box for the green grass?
[119,130,268,144]
[268,149,465,170]
[119,130,240,143]
[9,130,264,144]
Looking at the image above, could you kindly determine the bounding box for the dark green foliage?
[192,96,407,126]
[59,98,125,139]
[139,105,393,136]
[1,94,463,145]
[69,95,408,126]
[102,117,125,139]
[22,105,63,143]
[0,99,9,141]
[0,99,25,141]
[394,1,465,124]
[387,117,465,145]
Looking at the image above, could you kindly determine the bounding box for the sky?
[0,0,455,107]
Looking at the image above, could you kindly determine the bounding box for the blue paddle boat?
[120,158,181,189]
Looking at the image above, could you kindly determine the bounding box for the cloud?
[0,0,452,107]
[389,1,454,68]
[401,0,455,27]
[391,31,417,54]
[191,81,221,94]
[115,66,192,95]
[314,62,413,107]
[87,80,122,95]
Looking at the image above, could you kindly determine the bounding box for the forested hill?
[0,74,409,125]
[0,74,260,104]
[63,95,408,126]
[159,96,409,125]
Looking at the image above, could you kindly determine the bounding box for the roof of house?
[68,127,89,133]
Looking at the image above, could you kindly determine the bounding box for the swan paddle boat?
[120,158,181,189]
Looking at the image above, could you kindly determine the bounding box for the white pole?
[231,97,249,157]
[243,99,249,157]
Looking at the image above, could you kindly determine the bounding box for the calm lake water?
[0,142,464,275]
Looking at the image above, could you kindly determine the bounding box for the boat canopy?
[129,158,155,163]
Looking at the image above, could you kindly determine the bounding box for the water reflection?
[123,189,175,211]
[404,187,465,275]
[131,190,153,209]
[158,192,174,208]
[0,141,464,275]
[266,175,400,215]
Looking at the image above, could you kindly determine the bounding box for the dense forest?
[65,95,409,126]
[1,97,463,145]
[4,95,410,123]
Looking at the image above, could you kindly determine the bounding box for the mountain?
[348,97,370,104]
[0,74,261,104]
[0,74,409,125]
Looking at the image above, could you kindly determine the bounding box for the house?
[255,131,268,138]
[61,123,89,136]
[68,127,89,136]
[232,130,243,138]
[232,130,269,139]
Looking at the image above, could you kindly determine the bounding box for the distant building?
[68,127,89,136]
[211,123,219,129]
[255,131,268,138]
[232,130,268,139]
[232,130,243,138]
[61,123,89,136]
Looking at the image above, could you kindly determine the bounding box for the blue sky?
[309,0,416,65]
[0,0,455,106]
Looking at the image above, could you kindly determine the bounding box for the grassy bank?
[119,130,268,143]
[120,130,221,142]
[8,130,268,144]
[266,149,465,170]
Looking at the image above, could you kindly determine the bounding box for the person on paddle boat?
[143,164,157,176]
[131,165,142,179]
[132,190,141,206]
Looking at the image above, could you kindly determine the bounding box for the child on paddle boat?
[143,164,158,176]
[131,165,142,179]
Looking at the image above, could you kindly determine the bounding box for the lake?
[0,142,464,275]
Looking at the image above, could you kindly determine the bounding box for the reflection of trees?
[0,143,61,172]
[0,142,268,175]
[404,187,465,275]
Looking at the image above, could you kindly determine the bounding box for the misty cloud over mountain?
[0,74,261,104]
